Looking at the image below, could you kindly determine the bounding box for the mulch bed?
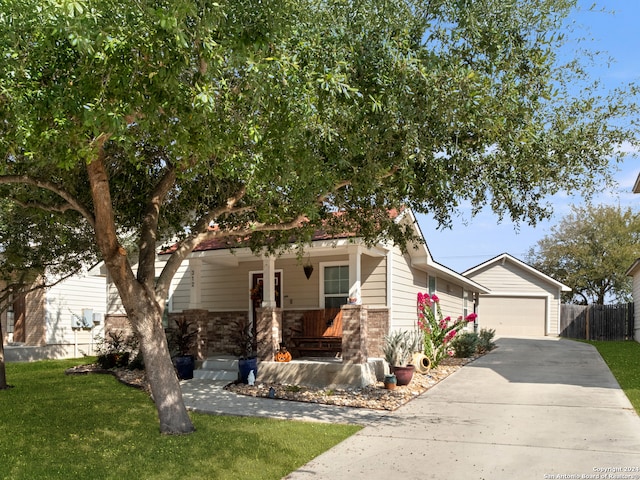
[65,364,151,395]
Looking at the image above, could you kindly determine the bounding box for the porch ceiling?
[189,239,388,265]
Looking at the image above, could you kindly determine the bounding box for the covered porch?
[179,303,390,388]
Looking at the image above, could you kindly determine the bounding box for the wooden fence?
[559,303,635,341]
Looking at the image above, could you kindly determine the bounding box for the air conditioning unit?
[82,309,94,328]
[72,316,85,329]
[92,312,103,325]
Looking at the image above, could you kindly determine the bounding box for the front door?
[250,272,282,350]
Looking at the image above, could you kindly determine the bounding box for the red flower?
[465,313,478,322]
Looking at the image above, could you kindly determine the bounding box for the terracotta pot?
[392,365,415,386]
[412,353,431,374]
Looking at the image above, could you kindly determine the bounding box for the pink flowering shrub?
[417,292,477,367]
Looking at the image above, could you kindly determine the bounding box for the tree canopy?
[527,204,640,305]
[0,0,637,433]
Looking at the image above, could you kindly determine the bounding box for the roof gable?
[462,253,571,292]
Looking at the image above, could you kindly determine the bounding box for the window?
[6,297,14,334]
[324,265,349,308]
[428,275,436,295]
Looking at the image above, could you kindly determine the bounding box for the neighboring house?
[627,171,640,343]
[625,259,640,343]
[2,264,107,360]
[106,209,489,365]
[463,253,571,337]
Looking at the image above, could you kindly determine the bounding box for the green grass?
[585,340,640,414]
[0,359,360,480]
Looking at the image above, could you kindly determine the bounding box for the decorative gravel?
[225,357,478,411]
[67,356,480,411]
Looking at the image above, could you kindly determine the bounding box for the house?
[105,209,489,387]
[627,171,640,343]
[2,264,107,361]
[462,253,571,337]
[625,259,640,342]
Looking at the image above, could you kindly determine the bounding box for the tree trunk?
[87,155,194,434]
[0,319,7,390]
[128,304,195,435]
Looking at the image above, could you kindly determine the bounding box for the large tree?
[0,0,637,433]
[527,204,640,305]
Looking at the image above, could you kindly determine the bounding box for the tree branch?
[138,164,177,289]
[156,187,248,298]
[0,175,96,229]
[86,139,140,308]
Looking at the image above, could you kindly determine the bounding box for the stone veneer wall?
[281,310,305,347]
[177,310,248,360]
[365,307,389,358]
[106,306,389,362]
[24,286,46,346]
[104,314,134,338]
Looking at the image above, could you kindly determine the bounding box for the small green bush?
[451,332,479,358]
[477,328,496,354]
[95,331,140,370]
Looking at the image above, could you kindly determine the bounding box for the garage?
[463,253,571,337]
[478,296,547,337]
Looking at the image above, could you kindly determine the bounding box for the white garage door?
[479,296,547,337]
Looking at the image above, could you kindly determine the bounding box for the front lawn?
[0,359,359,480]
[586,340,640,414]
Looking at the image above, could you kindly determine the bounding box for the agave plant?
[383,330,421,367]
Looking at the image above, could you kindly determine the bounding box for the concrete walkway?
[282,338,640,479]
[181,338,640,479]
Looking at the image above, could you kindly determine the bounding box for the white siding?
[389,247,426,331]
[45,272,107,354]
[361,255,386,306]
[435,281,466,320]
[388,248,470,332]
[633,271,640,342]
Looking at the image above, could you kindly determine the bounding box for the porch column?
[255,306,282,361]
[348,246,362,304]
[341,304,368,364]
[188,258,202,309]
[262,255,277,307]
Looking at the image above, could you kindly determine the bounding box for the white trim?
[463,253,571,292]
[319,261,349,309]
[386,249,393,313]
[248,269,284,311]
[348,245,362,303]
[188,258,202,309]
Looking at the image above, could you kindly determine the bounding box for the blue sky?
[416,0,640,273]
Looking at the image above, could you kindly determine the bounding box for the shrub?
[477,328,497,354]
[95,331,140,369]
[451,332,479,358]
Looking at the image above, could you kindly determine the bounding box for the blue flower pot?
[238,357,258,384]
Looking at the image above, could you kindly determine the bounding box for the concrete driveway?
[285,337,640,480]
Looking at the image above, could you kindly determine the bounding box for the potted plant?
[383,330,421,386]
[383,373,397,390]
[167,316,198,380]
[231,317,258,384]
